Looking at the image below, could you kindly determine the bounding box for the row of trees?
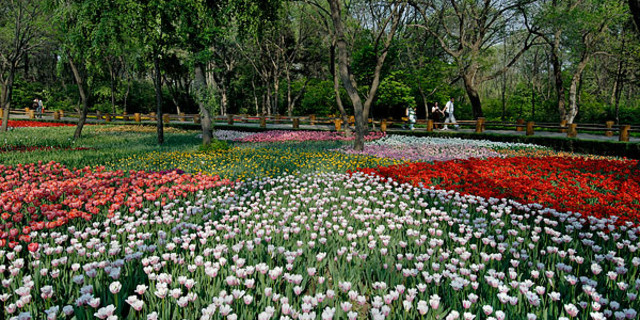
[1,0,639,149]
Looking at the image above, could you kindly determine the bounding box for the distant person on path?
[406,106,416,130]
[37,98,44,118]
[32,98,42,118]
[431,102,444,129]
[442,97,459,130]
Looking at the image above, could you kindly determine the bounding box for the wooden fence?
[2,108,636,142]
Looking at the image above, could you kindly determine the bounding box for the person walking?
[431,102,444,129]
[442,97,459,130]
[37,98,44,118]
[406,106,417,130]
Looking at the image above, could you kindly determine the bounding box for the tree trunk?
[567,55,590,124]
[109,64,117,114]
[273,77,280,115]
[330,43,352,136]
[463,75,483,119]
[550,38,566,121]
[0,66,16,132]
[69,58,89,140]
[286,69,293,117]
[194,63,212,145]
[329,0,402,150]
[153,55,164,145]
[221,85,228,116]
[329,0,366,150]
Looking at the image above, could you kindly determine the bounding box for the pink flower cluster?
[236,130,385,143]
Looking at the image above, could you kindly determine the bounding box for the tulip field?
[1,126,639,320]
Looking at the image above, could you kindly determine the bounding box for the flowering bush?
[1,172,638,319]
[0,162,230,248]
[236,130,385,143]
[359,157,640,225]
[0,120,75,128]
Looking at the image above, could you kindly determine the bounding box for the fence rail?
[2,108,636,142]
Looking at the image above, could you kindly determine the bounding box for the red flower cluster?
[0,120,75,128]
[359,157,640,225]
[0,162,231,249]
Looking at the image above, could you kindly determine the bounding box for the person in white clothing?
[442,97,459,130]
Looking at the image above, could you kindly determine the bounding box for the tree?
[54,0,127,139]
[409,0,538,119]
[0,0,48,132]
[630,0,640,31]
[327,0,406,151]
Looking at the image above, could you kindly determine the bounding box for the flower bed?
[109,144,402,180]
[0,120,75,128]
[236,130,385,143]
[0,162,230,248]
[1,172,638,319]
[213,130,256,141]
[339,135,545,161]
[359,157,640,225]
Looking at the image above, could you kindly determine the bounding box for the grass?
[0,125,202,168]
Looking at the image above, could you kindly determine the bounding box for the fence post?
[605,121,614,137]
[193,114,201,124]
[122,112,129,121]
[334,119,342,131]
[178,113,185,122]
[526,121,535,136]
[310,114,316,125]
[427,119,434,132]
[560,120,568,133]
[59,110,64,118]
[53,111,60,120]
[620,125,630,142]
[105,113,112,122]
[260,116,266,128]
[293,118,300,129]
[0,109,3,118]
[567,123,578,138]
[134,113,141,123]
[29,110,35,119]
[163,114,170,124]
[227,114,234,125]
[475,117,485,133]
[381,119,387,132]
[516,119,525,132]
[150,112,156,121]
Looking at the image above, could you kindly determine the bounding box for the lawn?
[0,126,638,320]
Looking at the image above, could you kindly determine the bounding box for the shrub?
[198,139,230,152]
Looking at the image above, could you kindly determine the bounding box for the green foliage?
[374,71,416,118]
[351,44,397,86]
[298,79,348,117]
[198,139,230,152]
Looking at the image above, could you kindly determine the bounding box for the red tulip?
[27,242,39,252]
